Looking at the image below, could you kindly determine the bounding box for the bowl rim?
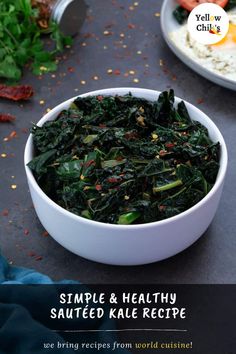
[24,87,228,230]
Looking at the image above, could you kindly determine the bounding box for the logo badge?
[187,3,229,45]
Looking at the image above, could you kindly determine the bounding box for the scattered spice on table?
[2,209,9,217]
[24,229,30,236]
[114,69,121,75]
[28,251,36,257]
[197,98,204,105]
[3,131,18,141]
[35,255,43,261]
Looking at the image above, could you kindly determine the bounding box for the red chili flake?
[99,123,106,128]
[24,229,29,235]
[42,231,49,237]
[0,84,33,101]
[0,114,15,122]
[95,184,102,191]
[21,128,28,133]
[28,251,36,257]
[165,143,175,148]
[128,23,136,29]
[35,256,43,261]
[97,95,103,101]
[197,98,204,104]
[159,205,166,211]
[83,32,94,38]
[84,159,96,168]
[68,67,75,73]
[159,150,167,157]
[125,131,139,140]
[2,209,9,216]
[113,69,121,75]
[116,156,124,161]
[107,177,119,183]
[9,131,17,139]
[113,186,121,191]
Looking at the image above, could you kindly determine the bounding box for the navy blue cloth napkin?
[0,253,128,354]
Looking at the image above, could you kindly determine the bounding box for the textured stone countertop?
[1,0,236,283]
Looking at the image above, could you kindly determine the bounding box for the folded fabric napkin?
[0,253,76,284]
[0,253,128,354]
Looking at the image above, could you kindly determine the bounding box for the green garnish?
[173,6,189,25]
[28,90,220,224]
[0,0,72,81]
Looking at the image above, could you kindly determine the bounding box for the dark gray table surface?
[0,0,236,283]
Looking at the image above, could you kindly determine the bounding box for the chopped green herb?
[0,0,72,81]
[28,90,220,224]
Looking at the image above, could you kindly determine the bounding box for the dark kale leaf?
[28,90,220,224]
[173,6,190,25]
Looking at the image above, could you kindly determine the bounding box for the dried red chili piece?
[0,114,15,122]
[0,84,34,101]
[84,159,96,168]
[95,184,102,191]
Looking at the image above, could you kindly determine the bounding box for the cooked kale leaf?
[28,90,220,224]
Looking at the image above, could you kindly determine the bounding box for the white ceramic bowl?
[24,88,228,266]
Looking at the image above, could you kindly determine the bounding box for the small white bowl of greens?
[24,88,227,265]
